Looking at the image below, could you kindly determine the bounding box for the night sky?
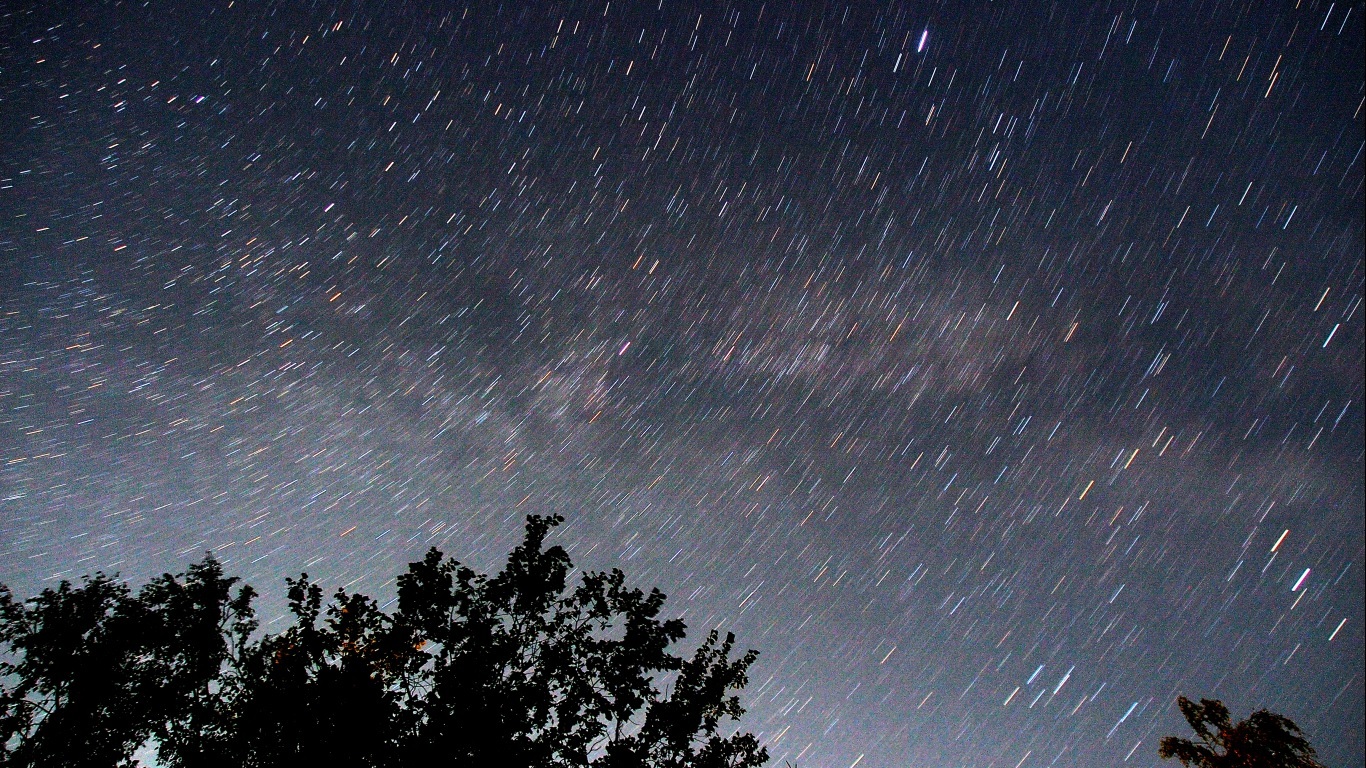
[2,1,1363,765]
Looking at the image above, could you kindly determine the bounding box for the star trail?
[1,1,1362,765]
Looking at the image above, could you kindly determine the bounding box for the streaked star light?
[1,1,1361,766]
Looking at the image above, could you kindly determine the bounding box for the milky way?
[1,1,1362,765]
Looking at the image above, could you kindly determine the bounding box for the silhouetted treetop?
[0,515,769,768]
[1158,695,1324,768]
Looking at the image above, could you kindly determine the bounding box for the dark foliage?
[0,515,769,768]
[1158,695,1324,768]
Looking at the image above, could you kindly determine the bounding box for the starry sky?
[1,1,1362,765]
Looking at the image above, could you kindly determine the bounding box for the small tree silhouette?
[1158,696,1324,768]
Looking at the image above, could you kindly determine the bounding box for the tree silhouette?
[135,556,258,768]
[0,515,769,768]
[0,574,151,767]
[1158,696,1324,768]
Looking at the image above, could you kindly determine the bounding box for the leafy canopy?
[0,515,769,768]
[1158,695,1324,768]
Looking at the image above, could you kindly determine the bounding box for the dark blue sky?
[1,1,1362,765]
